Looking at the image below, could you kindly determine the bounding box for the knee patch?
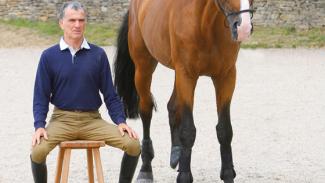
[31,145,50,163]
[125,139,141,156]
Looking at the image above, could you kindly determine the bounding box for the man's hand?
[118,123,138,139]
[32,128,48,147]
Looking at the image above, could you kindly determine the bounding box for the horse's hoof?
[177,172,193,183]
[223,178,234,183]
[137,172,153,183]
[170,146,182,169]
[220,168,236,183]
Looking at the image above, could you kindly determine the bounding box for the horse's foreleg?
[168,83,182,169]
[177,106,196,183]
[212,68,237,183]
[138,109,154,182]
[133,60,157,183]
[174,71,198,183]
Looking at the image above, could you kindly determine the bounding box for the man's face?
[59,8,86,41]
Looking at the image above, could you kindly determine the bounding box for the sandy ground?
[0,24,56,48]
[0,46,325,183]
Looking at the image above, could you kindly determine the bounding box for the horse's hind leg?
[133,54,157,182]
[212,68,237,183]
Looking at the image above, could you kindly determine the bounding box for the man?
[30,1,140,183]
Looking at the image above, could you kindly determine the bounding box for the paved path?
[0,48,324,182]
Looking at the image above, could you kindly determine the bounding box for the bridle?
[216,0,255,20]
[215,0,255,29]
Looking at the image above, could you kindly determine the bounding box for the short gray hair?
[58,1,87,20]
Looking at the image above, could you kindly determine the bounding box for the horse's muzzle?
[227,10,254,42]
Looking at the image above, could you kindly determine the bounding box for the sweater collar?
[59,37,90,51]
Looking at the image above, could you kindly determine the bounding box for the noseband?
[226,9,255,19]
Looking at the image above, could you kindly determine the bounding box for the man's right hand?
[32,128,48,147]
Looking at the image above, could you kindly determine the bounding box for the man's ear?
[59,20,64,30]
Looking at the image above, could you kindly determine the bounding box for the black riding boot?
[31,157,47,183]
[119,152,140,183]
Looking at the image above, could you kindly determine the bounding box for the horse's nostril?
[234,21,239,28]
[236,18,242,27]
[233,21,239,32]
[232,20,241,32]
[231,23,239,41]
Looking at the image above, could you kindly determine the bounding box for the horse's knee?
[216,103,233,145]
[180,126,196,148]
[141,139,154,158]
[179,107,196,148]
[216,123,233,145]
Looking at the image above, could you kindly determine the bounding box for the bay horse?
[114,0,254,182]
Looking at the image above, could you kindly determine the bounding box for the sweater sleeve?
[33,52,51,130]
[99,50,126,125]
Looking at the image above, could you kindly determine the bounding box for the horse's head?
[214,0,254,42]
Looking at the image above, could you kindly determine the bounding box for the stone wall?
[0,0,324,28]
[0,0,129,24]
[253,0,325,28]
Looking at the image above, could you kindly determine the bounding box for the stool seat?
[55,140,106,183]
[60,140,105,149]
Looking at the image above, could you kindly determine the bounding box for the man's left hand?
[118,123,139,139]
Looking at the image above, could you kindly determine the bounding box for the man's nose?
[74,20,81,27]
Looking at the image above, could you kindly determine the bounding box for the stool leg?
[87,148,95,183]
[61,148,71,183]
[55,147,65,183]
[93,148,104,183]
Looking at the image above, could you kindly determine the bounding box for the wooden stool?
[55,140,106,183]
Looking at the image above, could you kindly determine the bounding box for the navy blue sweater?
[33,44,126,129]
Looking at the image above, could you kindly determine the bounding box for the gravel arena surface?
[0,46,324,183]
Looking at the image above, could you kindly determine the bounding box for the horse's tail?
[114,11,139,119]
